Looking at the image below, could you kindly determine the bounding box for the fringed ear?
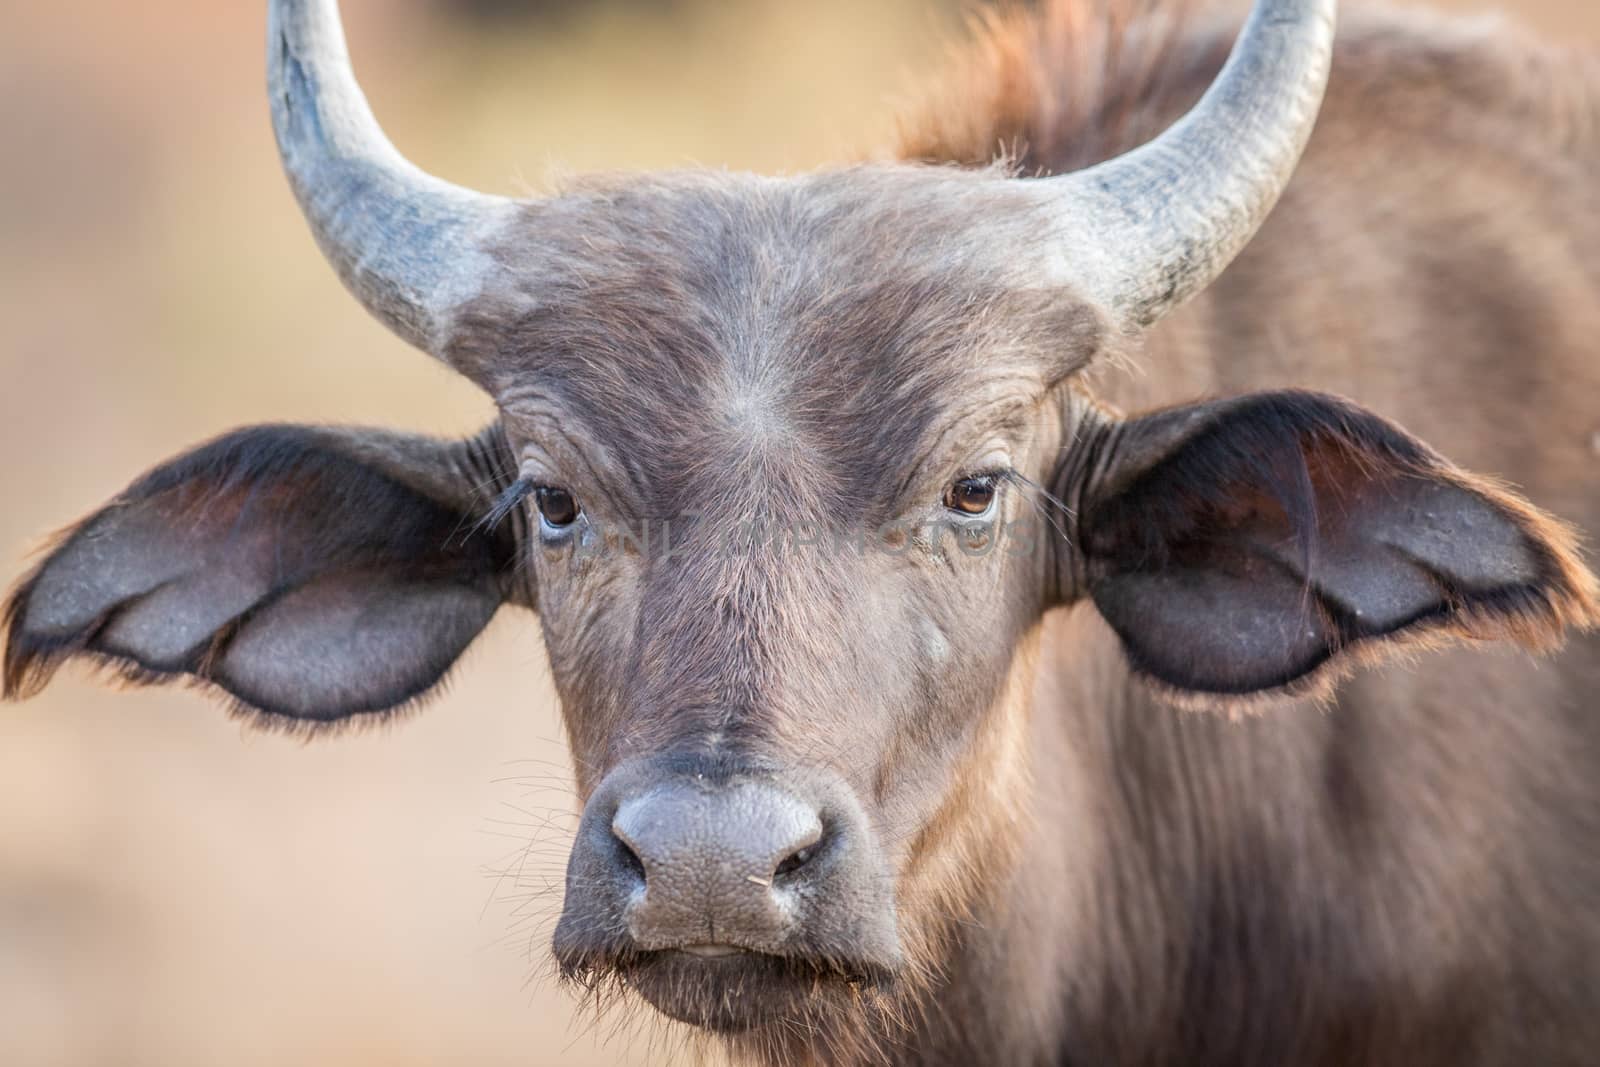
[3,423,529,731]
[1073,390,1598,708]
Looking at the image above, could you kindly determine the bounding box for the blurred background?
[0,1,1594,1064]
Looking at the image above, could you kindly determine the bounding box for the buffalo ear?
[3,423,530,728]
[1075,390,1598,705]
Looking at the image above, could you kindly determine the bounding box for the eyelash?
[968,466,1016,486]
[962,467,1018,500]
[479,475,536,532]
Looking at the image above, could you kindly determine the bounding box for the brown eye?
[535,486,580,529]
[944,476,997,516]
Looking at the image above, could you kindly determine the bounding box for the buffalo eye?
[535,486,580,529]
[943,476,997,516]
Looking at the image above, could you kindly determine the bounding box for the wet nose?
[610,780,825,949]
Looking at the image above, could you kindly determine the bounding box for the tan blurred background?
[0,1,1594,1065]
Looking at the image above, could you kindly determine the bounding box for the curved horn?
[1030,0,1337,330]
[268,0,515,355]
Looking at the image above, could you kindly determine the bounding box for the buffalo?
[5,0,1599,1063]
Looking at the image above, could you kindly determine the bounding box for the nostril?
[773,844,815,879]
[774,818,829,881]
[614,832,647,886]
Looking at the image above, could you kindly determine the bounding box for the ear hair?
[1,567,464,741]
[1076,390,1599,713]
[3,422,529,735]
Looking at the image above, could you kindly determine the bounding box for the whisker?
[1003,470,1073,549]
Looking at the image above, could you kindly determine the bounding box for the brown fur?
[883,4,1600,1065]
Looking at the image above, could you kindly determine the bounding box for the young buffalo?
[6,0,1599,1063]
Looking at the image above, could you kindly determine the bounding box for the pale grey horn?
[268,0,515,356]
[1027,0,1337,330]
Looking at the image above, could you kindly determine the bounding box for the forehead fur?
[448,166,1105,515]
